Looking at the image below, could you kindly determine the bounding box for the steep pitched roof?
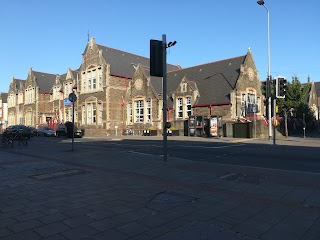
[97,44,179,78]
[15,79,26,91]
[166,55,246,105]
[33,71,57,93]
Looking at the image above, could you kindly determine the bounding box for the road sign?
[64,98,71,106]
[252,106,256,113]
[68,93,77,102]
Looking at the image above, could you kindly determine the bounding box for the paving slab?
[1,137,320,239]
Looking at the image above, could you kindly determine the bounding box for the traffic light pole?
[273,96,276,145]
[268,80,272,141]
[162,34,168,162]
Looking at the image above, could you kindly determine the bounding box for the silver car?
[37,127,56,137]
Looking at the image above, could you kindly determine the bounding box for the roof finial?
[87,30,90,43]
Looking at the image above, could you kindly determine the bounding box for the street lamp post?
[317,89,320,132]
[257,0,273,142]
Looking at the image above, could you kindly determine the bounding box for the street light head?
[167,41,177,48]
[257,0,264,5]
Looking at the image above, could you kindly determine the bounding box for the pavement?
[0,135,320,240]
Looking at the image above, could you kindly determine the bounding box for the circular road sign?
[68,93,77,102]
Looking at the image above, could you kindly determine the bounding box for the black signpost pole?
[72,100,75,152]
[68,92,77,152]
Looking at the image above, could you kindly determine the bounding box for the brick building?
[3,38,267,137]
[0,92,8,133]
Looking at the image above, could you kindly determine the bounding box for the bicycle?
[1,134,13,148]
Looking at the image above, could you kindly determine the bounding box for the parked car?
[56,122,82,138]
[28,127,38,137]
[3,125,32,139]
[37,127,56,137]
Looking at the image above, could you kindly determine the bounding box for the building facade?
[2,38,267,136]
[0,92,8,133]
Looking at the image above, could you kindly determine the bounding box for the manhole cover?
[150,191,196,204]
[31,169,87,180]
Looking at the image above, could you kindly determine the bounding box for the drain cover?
[31,169,87,180]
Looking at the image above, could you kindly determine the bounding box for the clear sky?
[1,0,319,93]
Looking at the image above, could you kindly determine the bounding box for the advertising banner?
[210,116,218,137]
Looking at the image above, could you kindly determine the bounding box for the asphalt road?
[50,137,320,174]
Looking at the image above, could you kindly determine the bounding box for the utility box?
[233,122,253,138]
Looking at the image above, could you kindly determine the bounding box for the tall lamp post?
[257,0,273,142]
[317,89,320,132]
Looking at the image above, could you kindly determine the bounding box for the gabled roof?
[15,79,26,91]
[97,44,179,78]
[33,71,57,93]
[165,55,246,105]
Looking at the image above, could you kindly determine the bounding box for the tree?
[277,75,313,137]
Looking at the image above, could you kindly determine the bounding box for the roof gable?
[96,43,179,78]
[167,55,246,104]
[33,71,57,93]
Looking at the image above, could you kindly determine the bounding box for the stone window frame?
[98,101,103,125]
[134,99,144,123]
[24,108,33,126]
[52,86,61,101]
[177,97,183,118]
[83,97,99,126]
[64,82,73,96]
[186,96,192,117]
[176,96,193,119]
[82,105,86,125]
[146,99,151,123]
[81,66,103,94]
[8,93,16,108]
[18,92,23,104]
[25,86,35,104]
[127,102,133,124]
[240,88,260,117]
[8,112,15,126]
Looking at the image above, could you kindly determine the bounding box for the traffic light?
[262,80,270,98]
[150,40,163,77]
[276,76,287,98]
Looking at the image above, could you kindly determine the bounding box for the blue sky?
[1,0,319,93]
